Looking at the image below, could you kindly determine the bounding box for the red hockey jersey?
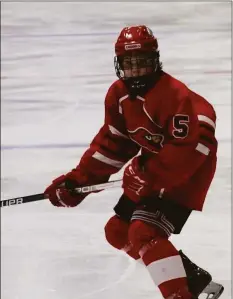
[77,72,217,211]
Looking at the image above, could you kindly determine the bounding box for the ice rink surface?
[1,3,231,299]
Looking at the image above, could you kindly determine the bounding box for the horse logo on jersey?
[128,127,164,153]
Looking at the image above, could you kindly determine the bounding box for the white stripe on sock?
[147,255,187,286]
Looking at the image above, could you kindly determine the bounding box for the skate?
[179,251,224,299]
[201,281,224,299]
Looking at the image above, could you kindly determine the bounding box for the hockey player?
[45,26,224,299]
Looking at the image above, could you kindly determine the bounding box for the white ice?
[1,3,231,299]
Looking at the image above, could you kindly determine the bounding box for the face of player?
[120,52,154,78]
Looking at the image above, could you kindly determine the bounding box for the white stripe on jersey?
[119,95,129,114]
[92,152,124,168]
[196,143,210,155]
[108,125,129,139]
[198,115,216,130]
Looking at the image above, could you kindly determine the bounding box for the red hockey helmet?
[114,26,162,98]
[115,25,158,56]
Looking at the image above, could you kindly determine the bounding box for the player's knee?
[128,220,167,253]
[128,220,179,265]
[104,215,129,250]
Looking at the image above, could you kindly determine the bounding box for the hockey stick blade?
[0,179,122,208]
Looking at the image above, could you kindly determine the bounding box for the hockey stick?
[0,179,122,208]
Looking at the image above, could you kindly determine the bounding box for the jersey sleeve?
[76,84,140,180]
[144,93,217,191]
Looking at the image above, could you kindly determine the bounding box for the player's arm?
[77,84,140,178]
[145,95,217,191]
[45,84,140,207]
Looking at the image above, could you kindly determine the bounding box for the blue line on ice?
[1,32,117,39]
[1,143,89,150]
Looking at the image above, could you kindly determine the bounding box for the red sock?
[128,220,192,299]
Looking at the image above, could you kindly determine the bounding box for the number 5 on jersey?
[172,114,189,138]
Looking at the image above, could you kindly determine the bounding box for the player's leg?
[129,210,193,298]
[104,215,221,298]
[105,194,223,298]
[130,199,223,299]
[105,195,192,298]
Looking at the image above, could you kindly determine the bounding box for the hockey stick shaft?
[0,179,122,208]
